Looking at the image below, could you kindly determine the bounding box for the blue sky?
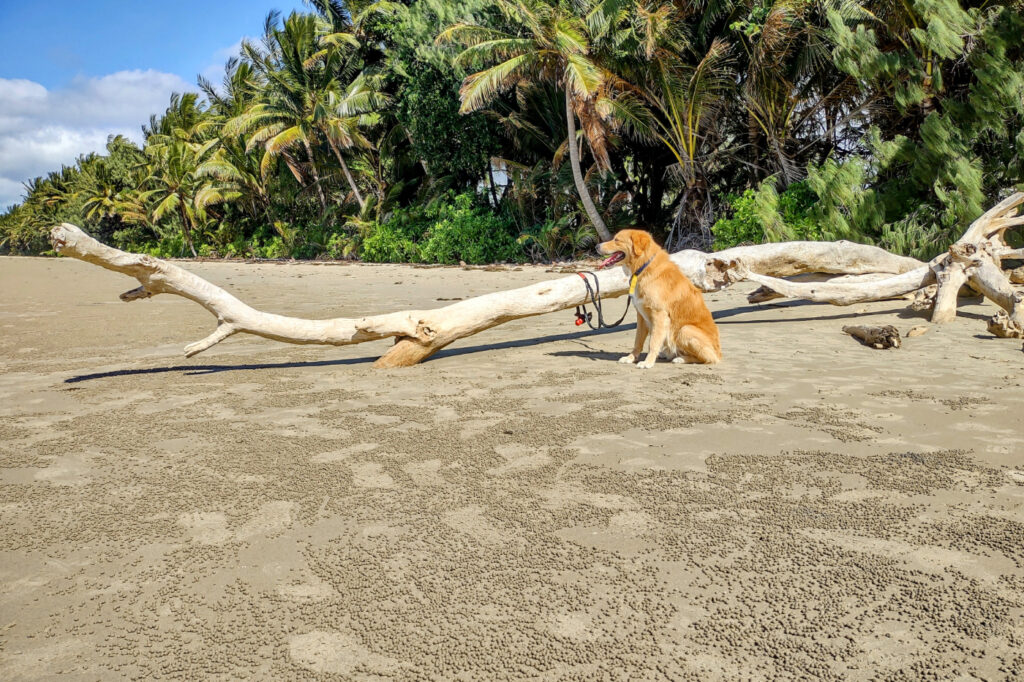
[0,0,306,208]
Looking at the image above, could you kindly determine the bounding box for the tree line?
[2,0,1021,263]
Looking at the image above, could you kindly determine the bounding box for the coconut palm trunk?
[301,137,329,211]
[177,200,198,257]
[565,89,611,241]
[326,138,366,210]
[405,129,432,178]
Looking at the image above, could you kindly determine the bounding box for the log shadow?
[895,308,989,322]
[63,326,633,382]
[714,301,910,324]
[431,324,633,361]
[64,356,375,383]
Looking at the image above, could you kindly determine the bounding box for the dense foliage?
[2,0,1021,262]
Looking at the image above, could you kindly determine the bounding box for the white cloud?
[0,70,193,208]
[0,178,25,209]
[200,41,245,83]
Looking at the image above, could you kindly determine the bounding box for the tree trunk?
[177,200,198,258]
[404,128,432,178]
[326,137,366,210]
[565,89,611,241]
[487,160,499,207]
[301,137,328,212]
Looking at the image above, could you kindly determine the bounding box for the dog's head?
[596,229,656,271]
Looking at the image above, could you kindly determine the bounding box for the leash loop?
[573,271,631,330]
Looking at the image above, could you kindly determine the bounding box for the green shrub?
[712,179,820,250]
[255,236,288,259]
[325,232,360,259]
[360,192,523,264]
[419,193,521,264]
[360,220,421,262]
[144,235,185,258]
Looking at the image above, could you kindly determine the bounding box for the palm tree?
[314,21,389,211]
[439,0,619,240]
[197,58,273,221]
[604,2,738,248]
[227,13,335,211]
[143,92,216,144]
[194,140,269,221]
[78,161,121,222]
[141,138,216,256]
[322,75,387,210]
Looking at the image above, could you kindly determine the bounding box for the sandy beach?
[1,256,1023,680]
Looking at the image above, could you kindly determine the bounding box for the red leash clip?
[573,305,591,326]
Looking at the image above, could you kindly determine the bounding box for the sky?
[0,0,307,208]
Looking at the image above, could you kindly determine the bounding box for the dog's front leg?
[619,315,648,364]
[638,312,669,369]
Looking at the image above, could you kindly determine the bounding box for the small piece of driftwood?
[842,325,902,349]
[987,310,1024,338]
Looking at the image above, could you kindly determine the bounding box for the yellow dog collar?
[629,257,653,295]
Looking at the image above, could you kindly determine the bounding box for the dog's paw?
[637,360,656,369]
[671,356,687,364]
[618,354,636,364]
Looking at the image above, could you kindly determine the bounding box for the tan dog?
[597,229,721,367]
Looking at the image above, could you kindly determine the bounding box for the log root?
[987,310,1024,339]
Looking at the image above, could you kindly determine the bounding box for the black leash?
[573,271,632,330]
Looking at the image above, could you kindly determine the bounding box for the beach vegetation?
[2,0,1021,263]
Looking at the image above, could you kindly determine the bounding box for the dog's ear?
[629,230,649,257]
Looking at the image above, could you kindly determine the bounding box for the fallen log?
[47,193,1023,367]
[725,192,1024,327]
[842,325,901,349]
[731,263,935,306]
[49,223,928,367]
[746,272,921,304]
[679,241,923,292]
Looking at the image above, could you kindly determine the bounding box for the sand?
[1,256,1022,680]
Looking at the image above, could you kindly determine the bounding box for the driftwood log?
[842,325,901,349]
[49,193,1023,367]
[732,194,1024,318]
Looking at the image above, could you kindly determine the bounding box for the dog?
[597,229,721,367]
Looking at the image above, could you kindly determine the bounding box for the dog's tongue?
[599,252,624,269]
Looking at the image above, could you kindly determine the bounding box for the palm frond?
[436,23,513,47]
[265,126,306,158]
[564,53,603,100]
[151,192,180,222]
[454,38,535,69]
[459,54,535,113]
